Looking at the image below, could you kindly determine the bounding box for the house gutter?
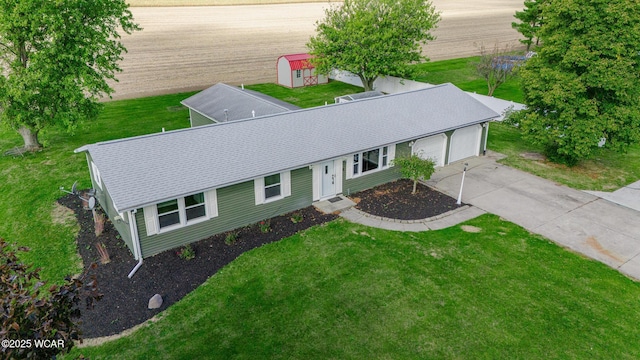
[127,209,143,278]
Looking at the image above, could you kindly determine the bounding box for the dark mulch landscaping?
[58,193,337,339]
[350,179,462,220]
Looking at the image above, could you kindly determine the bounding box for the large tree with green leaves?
[512,0,546,51]
[307,0,440,91]
[0,0,139,151]
[518,0,640,165]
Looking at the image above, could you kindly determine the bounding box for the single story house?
[75,83,498,276]
[276,53,328,88]
[181,82,300,127]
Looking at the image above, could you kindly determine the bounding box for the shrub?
[392,155,436,194]
[93,210,105,237]
[95,242,110,264]
[259,220,271,233]
[176,245,195,260]
[0,239,102,359]
[290,213,304,224]
[225,232,238,245]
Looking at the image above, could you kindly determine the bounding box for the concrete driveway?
[427,151,640,281]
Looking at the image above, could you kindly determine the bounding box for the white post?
[456,163,468,205]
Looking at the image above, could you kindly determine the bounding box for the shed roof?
[181,83,299,122]
[280,53,314,70]
[76,83,499,213]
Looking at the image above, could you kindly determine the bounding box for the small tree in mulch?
[0,239,102,359]
[392,155,436,194]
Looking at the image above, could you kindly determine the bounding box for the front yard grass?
[70,215,640,359]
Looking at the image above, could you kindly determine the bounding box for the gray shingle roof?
[76,83,498,212]
[181,83,299,122]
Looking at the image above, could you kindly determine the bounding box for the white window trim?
[143,189,218,236]
[91,161,102,190]
[346,145,395,180]
[255,171,291,205]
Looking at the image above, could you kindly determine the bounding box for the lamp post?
[456,162,468,205]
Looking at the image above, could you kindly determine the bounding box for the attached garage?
[448,124,482,164]
[412,134,447,167]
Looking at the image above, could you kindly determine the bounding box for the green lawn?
[245,81,363,108]
[69,215,640,359]
[488,122,640,190]
[0,92,196,283]
[0,82,360,284]
[412,57,640,190]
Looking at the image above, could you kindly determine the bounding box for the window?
[362,148,380,173]
[295,70,301,78]
[143,190,218,235]
[264,174,281,200]
[91,162,102,190]
[158,199,181,229]
[255,171,291,205]
[185,193,206,221]
[382,146,388,167]
[353,154,359,176]
[347,145,395,179]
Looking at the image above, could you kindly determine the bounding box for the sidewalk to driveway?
[426,151,640,281]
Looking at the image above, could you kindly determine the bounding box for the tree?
[475,42,520,97]
[0,239,102,359]
[0,0,140,151]
[392,155,436,194]
[511,0,546,51]
[518,0,640,165]
[307,0,440,92]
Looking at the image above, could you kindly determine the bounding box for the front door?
[321,161,336,198]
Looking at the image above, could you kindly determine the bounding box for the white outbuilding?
[276,53,328,88]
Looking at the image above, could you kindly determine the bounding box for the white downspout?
[483,122,490,155]
[127,209,143,278]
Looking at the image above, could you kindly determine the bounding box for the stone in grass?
[148,294,163,309]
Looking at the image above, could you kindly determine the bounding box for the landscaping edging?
[347,205,471,225]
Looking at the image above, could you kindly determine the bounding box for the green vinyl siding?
[342,142,410,195]
[86,153,134,256]
[190,109,216,127]
[135,167,313,258]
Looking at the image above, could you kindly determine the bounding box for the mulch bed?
[350,179,462,220]
[58,193,337,339]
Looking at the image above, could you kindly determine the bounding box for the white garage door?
[448,125,482,164]
[412,134,446,167]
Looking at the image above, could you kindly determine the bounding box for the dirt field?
[109,0,524,100]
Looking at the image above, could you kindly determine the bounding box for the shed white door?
[448,125,482,164]
[321,161,336,198]
[412,134,446,167]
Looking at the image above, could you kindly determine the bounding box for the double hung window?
[255,171,291,205]
[144,190,218,235]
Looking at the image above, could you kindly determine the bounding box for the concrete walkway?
[584,180,640,213]
[426,151,640,281]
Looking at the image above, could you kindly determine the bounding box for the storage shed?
[276,53,328,88]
